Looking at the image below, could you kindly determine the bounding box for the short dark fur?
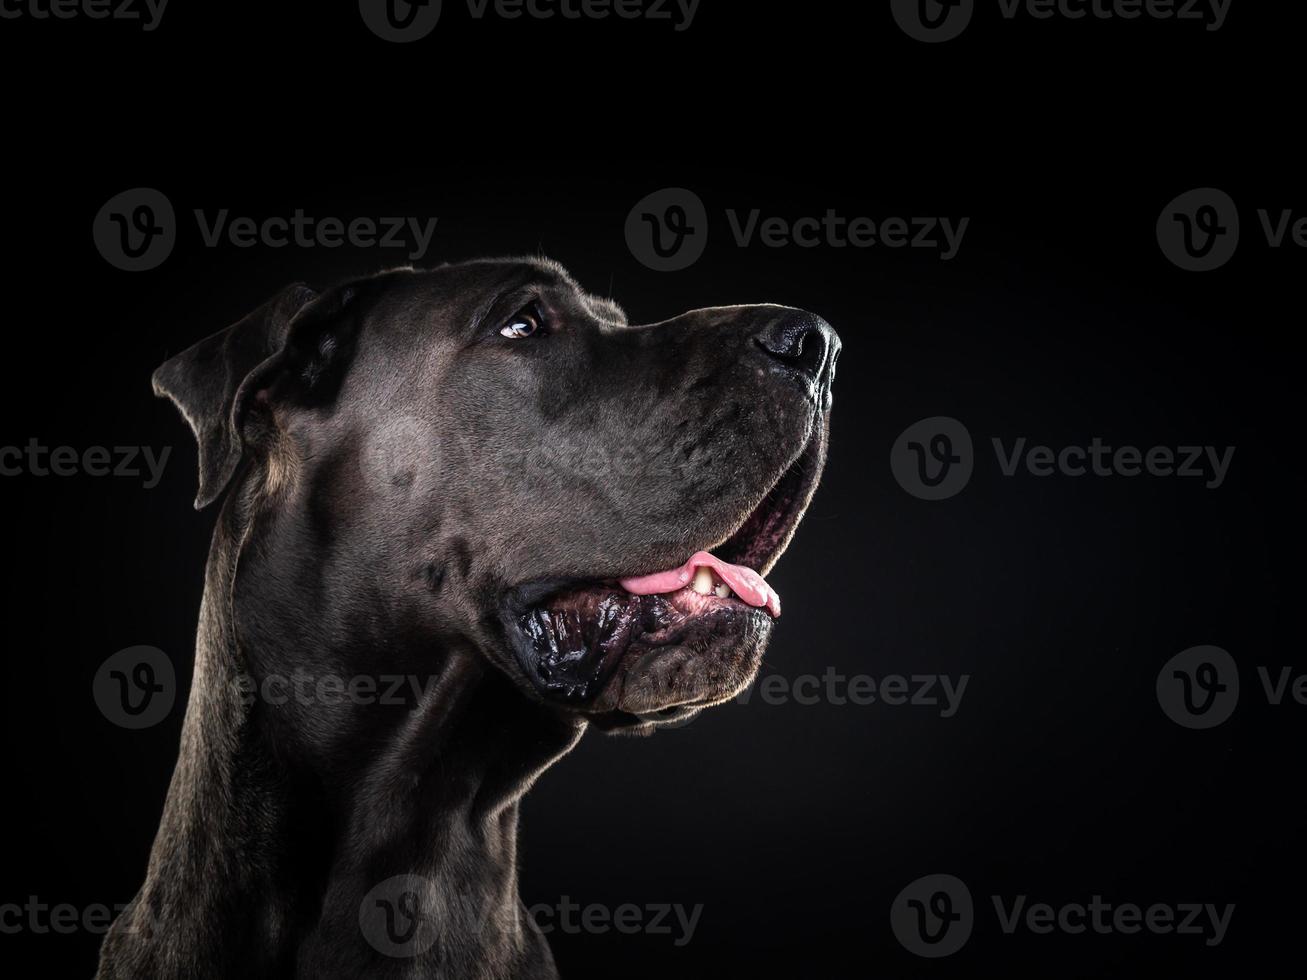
[97,258,838,979]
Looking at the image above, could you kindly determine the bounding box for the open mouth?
[501,426,826,708]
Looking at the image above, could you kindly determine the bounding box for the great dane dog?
[96,258,838,979]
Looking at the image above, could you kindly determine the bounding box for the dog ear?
[152,281,360,509]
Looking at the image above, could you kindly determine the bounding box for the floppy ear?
[152,281,359,509]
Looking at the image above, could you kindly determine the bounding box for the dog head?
[155,258,838,735]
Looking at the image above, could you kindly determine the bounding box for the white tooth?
[691,566,714,595]
[714,582,731,598]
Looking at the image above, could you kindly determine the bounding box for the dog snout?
[753,309,840,399]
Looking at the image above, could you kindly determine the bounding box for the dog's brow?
[582,293,628,326]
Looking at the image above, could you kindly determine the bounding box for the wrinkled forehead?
[369,258,628,341]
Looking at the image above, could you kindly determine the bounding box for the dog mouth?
[500,424,825,711]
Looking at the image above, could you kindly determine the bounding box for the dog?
[96,257,838,979]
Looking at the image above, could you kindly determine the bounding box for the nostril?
[754,314,830,380]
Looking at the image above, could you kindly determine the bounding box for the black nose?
[754,310,839,387]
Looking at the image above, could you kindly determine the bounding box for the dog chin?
[560,587,772,719]
[600,602,774,719]
[501,582,773,716]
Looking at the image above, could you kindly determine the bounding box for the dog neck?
[98,500,583,980]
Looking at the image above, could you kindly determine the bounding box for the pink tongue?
[620,551,781,618]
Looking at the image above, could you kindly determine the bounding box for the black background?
[2,1,1303,977]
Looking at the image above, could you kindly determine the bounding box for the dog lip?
[504,576,592,613]
[711,413,827,576]
[499,581,771,707]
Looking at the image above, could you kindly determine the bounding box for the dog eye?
[500,305,547,340]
